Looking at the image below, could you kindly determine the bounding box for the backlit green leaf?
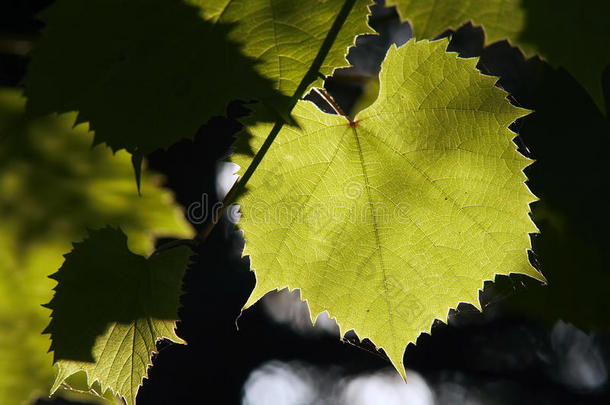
[386,0,610,111]
[45,227,191,405]
[233,38,544,377]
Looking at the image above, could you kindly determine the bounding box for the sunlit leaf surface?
[233,39,543,377]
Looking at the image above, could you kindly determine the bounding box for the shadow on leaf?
[44,227,190,363]
[448,23,610,331]
[519,0,610,111]
[24,0,289,155]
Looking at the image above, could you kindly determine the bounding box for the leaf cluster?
[2,0,607,403]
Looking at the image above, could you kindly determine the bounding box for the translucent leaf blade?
[234,38,543,378]
[44,228,192,405]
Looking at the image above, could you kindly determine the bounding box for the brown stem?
[314,87,349,120]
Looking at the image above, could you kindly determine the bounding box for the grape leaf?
[0,88,193,404]
[24,0,374,155]
[196,0,374,97]
[385,0,610,112]
[233,38,544,377]
[44,227,191,405]
[23,0,281,155]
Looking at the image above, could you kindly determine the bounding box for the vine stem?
[153,0,357,255]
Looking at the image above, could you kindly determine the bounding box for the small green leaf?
[234,38,544,377]
[45,227,191,405]
[0,88,193,404]
[386,0,610,111]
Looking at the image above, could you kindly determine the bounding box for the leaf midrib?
[351,125,397,344]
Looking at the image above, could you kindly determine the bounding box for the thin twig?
[189,87,351,251]
[158,0,358,254]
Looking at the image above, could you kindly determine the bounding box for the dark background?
[2,1,609,404]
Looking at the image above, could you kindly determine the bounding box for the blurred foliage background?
[0,87,193,403]
[1,0,609,404]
